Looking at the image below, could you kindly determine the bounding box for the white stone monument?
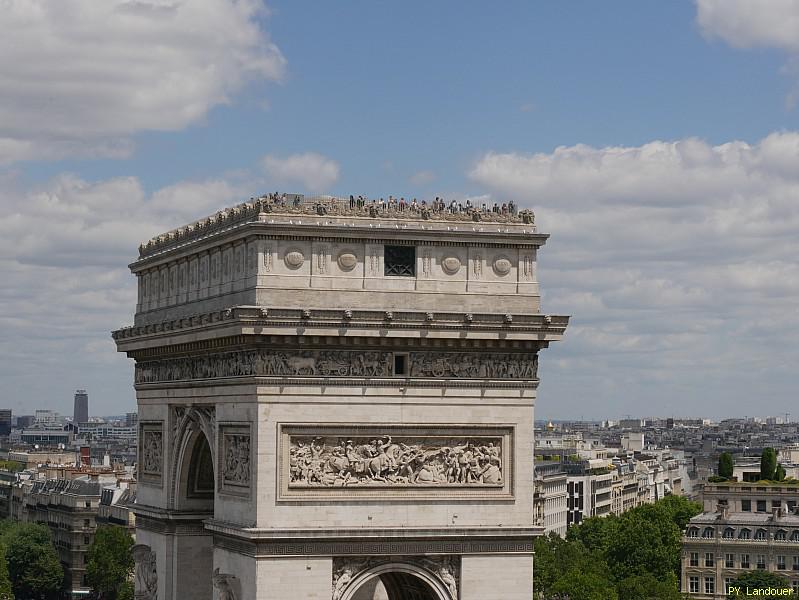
[114,195,568,600]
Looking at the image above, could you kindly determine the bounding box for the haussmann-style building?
[682,482,799,598]
[113,194,568,600]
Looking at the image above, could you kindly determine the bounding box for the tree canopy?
[540,496,701,600]
[727,570,789,599]
[0,543,13,600]
[760,448,777,480]
[5,522,63,600]
[616,573,684,600]
[718,452,733,479]
[86,526,135,600]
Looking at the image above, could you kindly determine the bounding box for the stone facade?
[22,478,102,599]
[114,196,568,599]
[682,484,799,598]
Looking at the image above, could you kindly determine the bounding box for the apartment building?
[534,461,568,536]
[682,483,799,598]
[22,477,103,599]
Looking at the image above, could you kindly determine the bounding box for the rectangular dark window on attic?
[384,245,415,276]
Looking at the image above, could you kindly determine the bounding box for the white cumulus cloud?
[262,152,340,193]
[696,0,799,107]
[696,0,799,51]
[470,133,799,418]
[409,170,436,186]
[0,0,285,163]
[0,171,254,414]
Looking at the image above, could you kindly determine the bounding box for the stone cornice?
[135,377,540,391]
[204,520,541,541]
[113,306,569,347]
[208,523,540,557]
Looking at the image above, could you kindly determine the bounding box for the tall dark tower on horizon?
[73,389,89,424]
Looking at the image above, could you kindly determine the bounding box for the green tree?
[760,448,777,480]
[566,514,619,554]
[650,494,702,531]
[604,509,682,581]
[86,526,134,600]
[550,570,619,600]
[117,581,134,600]
[0,543,14,600]
[533,533,614,598]
[775,463,786,482]
[617,573,683,600]
[536,497,700,599]
[718,452,733,479]
[6,523,63,600]
[727,570,789,599]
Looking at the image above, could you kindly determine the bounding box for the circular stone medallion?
[337,251,358,271]
[441,256,461,275]
[284,250,305,269]
[493,257,512,276]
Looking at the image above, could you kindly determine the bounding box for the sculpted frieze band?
[289,434,503,488]
[135,350,537,383]
[409,352,536,379]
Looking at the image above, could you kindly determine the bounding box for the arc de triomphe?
[114,196,568,600]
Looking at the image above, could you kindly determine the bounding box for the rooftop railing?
[138,192,535,258]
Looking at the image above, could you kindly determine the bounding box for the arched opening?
[176,429,215,512]
[342,564,450,600]
[351,572,440,600]
[172,428,215,599]
[187,434,214,499]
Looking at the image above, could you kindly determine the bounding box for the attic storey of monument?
[114,193,568,600]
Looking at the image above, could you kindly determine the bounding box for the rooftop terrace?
[139,193,535,259]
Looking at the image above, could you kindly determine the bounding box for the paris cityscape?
[1,2,799,600]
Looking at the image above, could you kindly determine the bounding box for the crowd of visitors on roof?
[261,192,519,216]
[347,195,518,216]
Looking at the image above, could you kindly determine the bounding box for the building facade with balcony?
[21,477,105,599]
[534,461,568,536]
[682,483,799,598]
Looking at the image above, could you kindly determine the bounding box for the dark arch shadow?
[351,571,441,600]
[171,429,215,599]
[175,429,215,512]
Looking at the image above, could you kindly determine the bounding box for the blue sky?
[2,0,799,420]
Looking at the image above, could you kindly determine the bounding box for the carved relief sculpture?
[263,245,273,272]
[222,432,251,487]
[288,433,503,488]
[442,256,461,275]
[285,249,304,269]
[472,254,482,278]
[337,250,357,271]
[141,430,163,477]
[316,246,328,274]
[409,351,537,380]
[135,350,537,383]
[212,568,238,600]
[132,545,158,600]
[493,256,512,276]
[366,245,380,275]
[522,253,534,278]
[422,250,431,277]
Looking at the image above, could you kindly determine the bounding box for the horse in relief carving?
[287,356,317,375]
